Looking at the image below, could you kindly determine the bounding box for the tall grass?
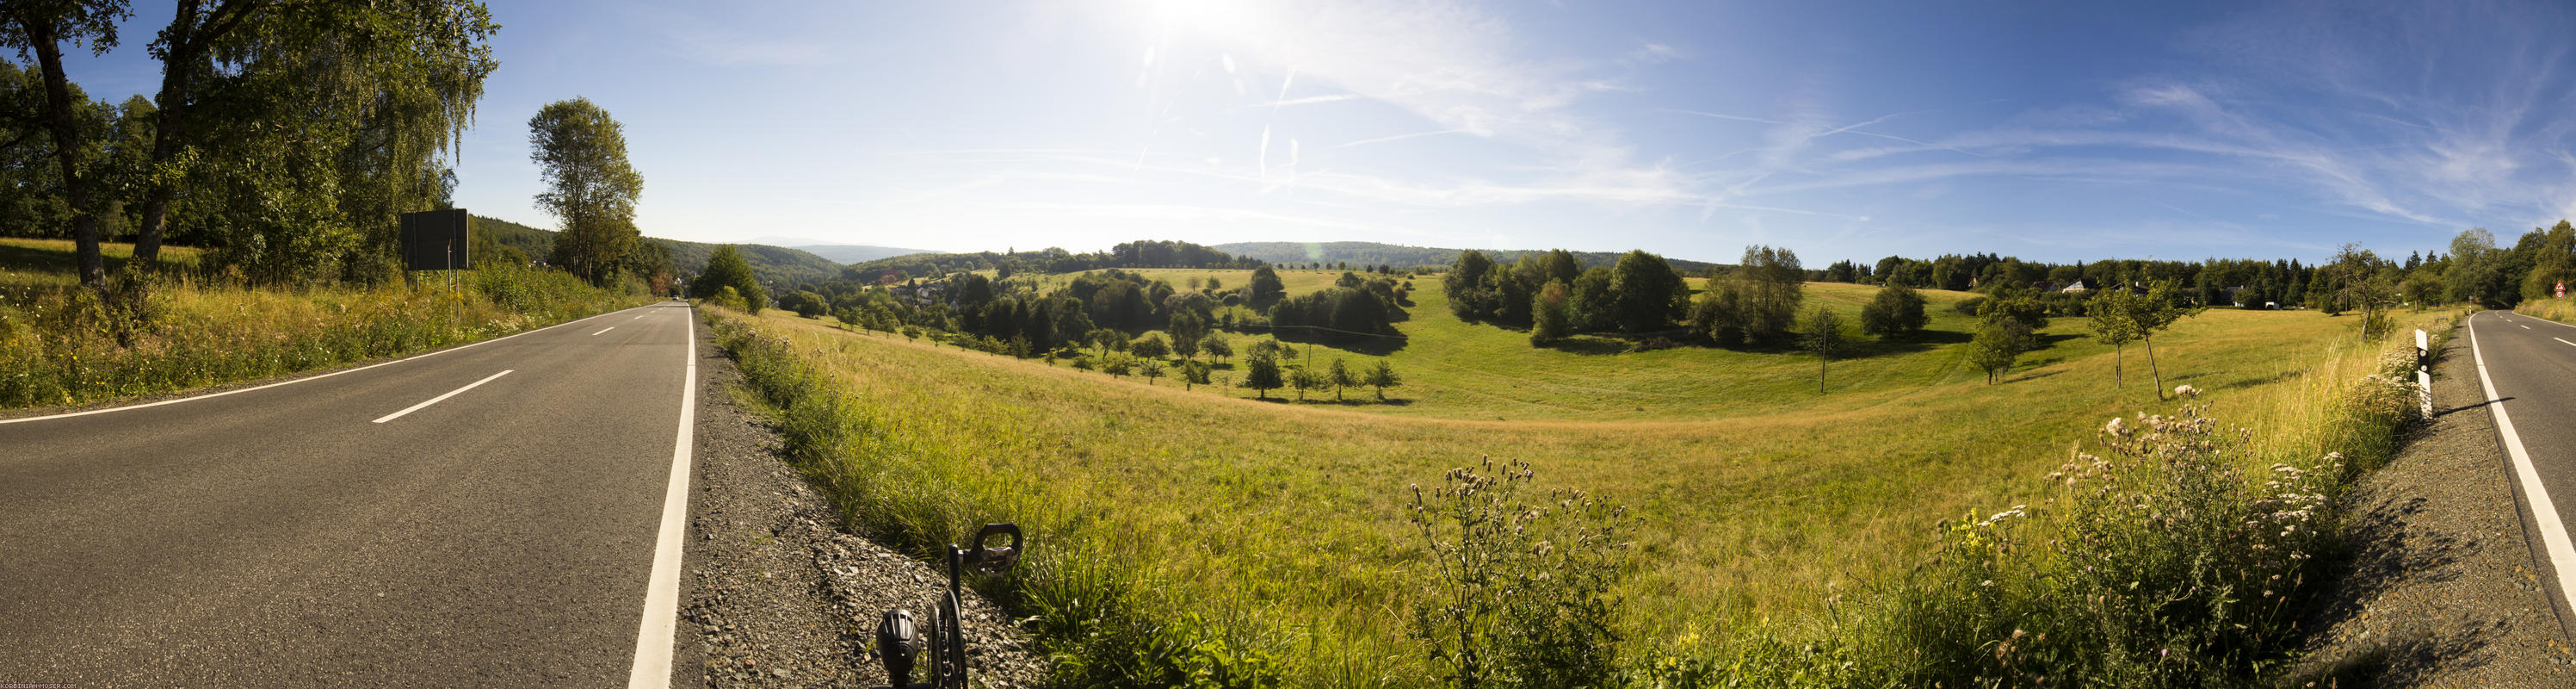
[1630,316,2443,688]
[708,299,2444,688]
[1,239,653,409]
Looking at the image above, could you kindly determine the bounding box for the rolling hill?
[787,244,935,264]
[1214,240,1721,273]
[468,215,848,288]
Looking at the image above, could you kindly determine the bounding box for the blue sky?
[59,0,2576,265]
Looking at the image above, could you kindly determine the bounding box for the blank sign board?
[399,208,471,270]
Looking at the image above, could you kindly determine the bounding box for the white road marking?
[2557,337,2576,347]
[627,310,695,688]
[2472,316,2576,625]
[2524,325,2533,330]
[0,306,649,426]
[594,326,616,336]
[370,369,512,424]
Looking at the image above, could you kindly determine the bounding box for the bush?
[1406,456,1629,689]
[1859,284,1928,337]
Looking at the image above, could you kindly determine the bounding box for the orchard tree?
[1365,359,1401,400]
[1200,332,1232,363]
[1327,358,1356,401]
[1244,351,1283,399]
[1131,333,1171,360]
[2122,279,2203,400]
[531,96,644,286]
[1140,358,1164,386]
[1969,320,2033,384]
[1798,307,1849,394]
[1181,360,1211,390]
[1288,366,1325,401]
[2087,288,2141,391]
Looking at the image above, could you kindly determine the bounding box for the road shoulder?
[2294,321,2576,686]
[676,313,1045,688]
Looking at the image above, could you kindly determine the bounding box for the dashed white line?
[2557,337,2576,347]
[594,326,616,336]
[2524,325,2534,330]
[370,369,513,424]
[627,307,696,687]
[2472,317,2576,628]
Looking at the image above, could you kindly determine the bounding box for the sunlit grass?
[710,279,2398,686]
[0,238,654,409]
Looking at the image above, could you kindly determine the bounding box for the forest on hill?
[1214,240,1721,273]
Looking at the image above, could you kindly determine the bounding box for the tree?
[1131,333,1171,360]
[1530,278,1572,345]
[1249,265,1286,306]
[2,0,127,292]
[1968,320,2033,384]
[1609,250,1686,333]
[2087,288,2141,391]
[1200,332,1232,363]
[1101,354,1134,379]
[1327,358,1356,401]
[2446,227,2509,308]
[1445,250,1499,320]
[692,245,766,313]
[1139,358,1164,386]
[1797,307,1848,394]
[2122,279,2203,400]
[531,96,645,286]
[1288,366,1325,401]
[1738,245,1806,344]
[1858,284,1929,337]
[1366,359,1401,400]
[1181,360,1210,390]
[1244,351,1283,399]
[127,0,498,275]
[1569,266,1616,332]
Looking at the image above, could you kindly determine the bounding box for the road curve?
[0,301,697,687]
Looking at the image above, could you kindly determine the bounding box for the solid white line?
[627,308,695,688]
[0,306,651,426]
[593,326,616,336]
[2472,314,2576,624]
[369,369,512,424]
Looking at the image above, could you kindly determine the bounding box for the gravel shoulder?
[677,316,1045,688]
[2292,325,2576,686]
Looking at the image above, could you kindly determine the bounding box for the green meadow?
[719,268,2411,686]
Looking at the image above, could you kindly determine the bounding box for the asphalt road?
[2468,309,2576,637]
[0,301,697,687]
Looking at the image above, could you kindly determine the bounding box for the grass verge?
[1,238,657,410]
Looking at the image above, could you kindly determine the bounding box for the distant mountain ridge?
[1213,241,1720,273]
[468,215,848,288]
[788,244,935,264]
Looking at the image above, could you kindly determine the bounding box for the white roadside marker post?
[2417,328,2433,418]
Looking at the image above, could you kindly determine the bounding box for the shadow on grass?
[0,241,161,278]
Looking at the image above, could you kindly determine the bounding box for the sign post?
[2416,328,2433,418]
[2556,280,2565,299]
[399,209,471,331]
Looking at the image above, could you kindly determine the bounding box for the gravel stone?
[2293,326,2576,686]
[679,321,1047,688]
